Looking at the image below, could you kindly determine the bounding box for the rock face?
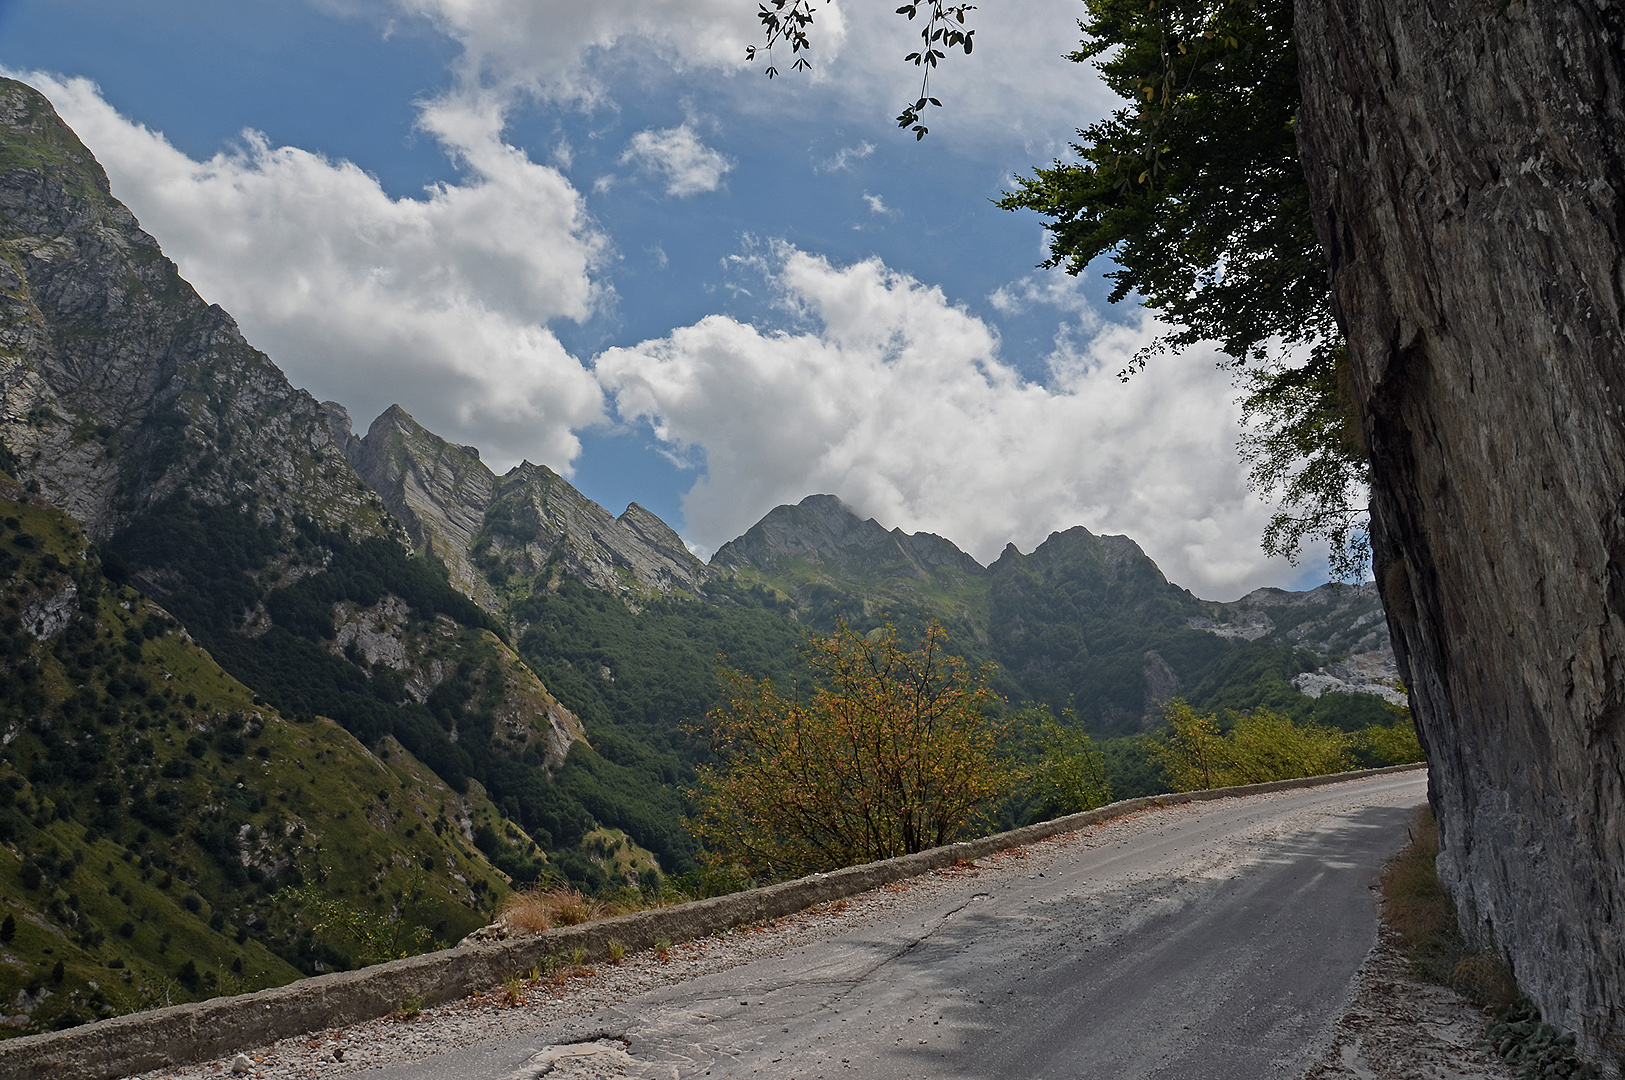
[0,78,583,788]
[346,403,708,614]
[1297,0,1625,1060]
[0,86,391,544]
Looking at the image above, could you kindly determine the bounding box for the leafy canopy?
[688,621,1013,877]
[1152,698,1356,791]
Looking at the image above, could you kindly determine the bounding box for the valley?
[0,75,1409,1037]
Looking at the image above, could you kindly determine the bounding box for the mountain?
[711,496,1395,736]
[0,478,530,1035]
[336,403,707,618]
[0,74,1404,1038]
[0,76,707,1031]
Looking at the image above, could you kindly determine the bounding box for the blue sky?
[0,0,1331,597]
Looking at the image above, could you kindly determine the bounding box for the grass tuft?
[498,887,607,933]
[1380,807,1517,1008]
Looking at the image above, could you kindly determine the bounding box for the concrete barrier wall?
[0,763,1425,1080]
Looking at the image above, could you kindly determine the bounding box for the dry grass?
[498,886,614,934]
[1380,807,1518,1009]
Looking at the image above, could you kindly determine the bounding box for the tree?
[688,621,1013,878]
[1152,699,1353,791]
[993,0,1366,576]
[1022,713,1113,819]
[755,1,1369,576]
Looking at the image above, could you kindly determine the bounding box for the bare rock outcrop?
[1297,0,1625,1062]
[346,404,708,613]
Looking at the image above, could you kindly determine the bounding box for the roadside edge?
[0,762,1426,1080]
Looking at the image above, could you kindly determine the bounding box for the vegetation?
[107,496,681,895]
[1380,810,1600,1078]
[0,493,515,1034]
[690,622,1013,877]
[1001,711,1113,825]
[1151,697,1421,792]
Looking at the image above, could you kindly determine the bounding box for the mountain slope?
[340,403,708,618]
[0,80,648,909]
[0,478,525,1035]
[716,496,1396,736]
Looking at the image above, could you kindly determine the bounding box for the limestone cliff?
[0,87,392,544]
[1297,0,1625,1061]
[342,403,708,616]
[0,79,583,789]
[714,494,984,583]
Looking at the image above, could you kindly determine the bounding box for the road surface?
[373,771,1428,1080]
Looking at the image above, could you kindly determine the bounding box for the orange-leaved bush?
[687,621,1013,878]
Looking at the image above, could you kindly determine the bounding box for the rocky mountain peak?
[0,78,396,545]
[342,405,708,614]
[712,494,982,583]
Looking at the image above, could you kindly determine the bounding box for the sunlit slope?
[0,481,534,1035]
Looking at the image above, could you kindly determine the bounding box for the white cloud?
[620,125,734,197]
[596,245,1296,599]
[989,266,1099,317]
[25,71,607,472]
[810,0,1113,149]
[817,141,875,172]
[394,0,775,108]
[397,0,1101,154]
[862,192,890,215]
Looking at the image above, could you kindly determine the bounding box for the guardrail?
[0,762,1425,1080]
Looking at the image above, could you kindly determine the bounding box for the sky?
[0,0,1334,599]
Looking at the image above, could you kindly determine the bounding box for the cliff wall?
[1296,0,1625,1061]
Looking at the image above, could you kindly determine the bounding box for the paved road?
[378,771,1427,1080]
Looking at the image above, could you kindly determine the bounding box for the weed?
[1482,998,1599,1079]
[654,936,671,962]
[1383,809,1601,1077]
[392,993,424,1020]
[1380,808,1517,1008]
[607,938,626,964]
[499,974,524,1007]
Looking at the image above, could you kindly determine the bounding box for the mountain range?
[0,78,1398,1035]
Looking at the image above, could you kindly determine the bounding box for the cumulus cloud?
[397,0,1095,152]
[620,125,734,197]
[26,72,607,471]
[813,0,1113,149]
[988,266,1099,317]
[596,246,1289,600]
[395,0,771,108]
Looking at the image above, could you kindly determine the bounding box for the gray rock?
[347,404,708,612]
[1298,0,1625,1063]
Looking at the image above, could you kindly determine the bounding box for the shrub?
[1152,700,1352,791]
[499,886,604,934]
[690,621,1013,877]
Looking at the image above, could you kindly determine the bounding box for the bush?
[690,621,1013,877]
[1152,700,1353,791]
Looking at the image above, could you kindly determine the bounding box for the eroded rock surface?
[1297,0,1625,1061]
[346,404,708,613]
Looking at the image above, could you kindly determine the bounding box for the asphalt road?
[375,771,1428,1080]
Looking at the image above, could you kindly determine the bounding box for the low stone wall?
[0,763,1424,1080]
